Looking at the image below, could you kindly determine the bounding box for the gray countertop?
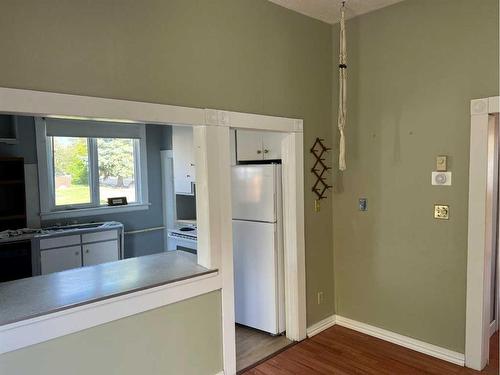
[0,251,217,326]
[0,233,34,244]
[0,221,124,244]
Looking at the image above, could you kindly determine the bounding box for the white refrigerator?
[232,164,285,335]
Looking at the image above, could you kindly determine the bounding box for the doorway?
[229,129,295,372]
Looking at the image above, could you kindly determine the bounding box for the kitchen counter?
[0,233,34,244]
[0,251,217,326]
[38,221,123,237]
[0,221,124,244]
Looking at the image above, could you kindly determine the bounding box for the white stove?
[167,224,197,253]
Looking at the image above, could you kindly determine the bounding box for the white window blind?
[44,118,144,139]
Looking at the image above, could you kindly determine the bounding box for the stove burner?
[179,227,195,232]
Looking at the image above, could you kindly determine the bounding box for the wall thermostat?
[432,171,452,186]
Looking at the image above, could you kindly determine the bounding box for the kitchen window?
[36,117,149,218]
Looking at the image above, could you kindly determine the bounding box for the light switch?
[314,199,321,212]
[434,204,449,220]
[436,155,447,171]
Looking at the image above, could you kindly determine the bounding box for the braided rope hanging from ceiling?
[338,0,347,171]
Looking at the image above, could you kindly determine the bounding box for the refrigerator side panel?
[233,220,279,334]
[273,164,285,333]
[276,211,286,334]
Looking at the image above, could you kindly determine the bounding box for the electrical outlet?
[359,198,367,211]
[317,291,324,305]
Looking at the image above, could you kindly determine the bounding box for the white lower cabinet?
[41,246,82,275]
[38,229,121,275]
[82,240,119,266]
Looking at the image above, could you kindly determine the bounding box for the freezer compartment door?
[233,220,280,334]
[231,164,278,222]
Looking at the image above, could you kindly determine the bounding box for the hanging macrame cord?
[338,1,347,171]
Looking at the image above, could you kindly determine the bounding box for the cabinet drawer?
[40,234,81,250]
[82,230,118,243]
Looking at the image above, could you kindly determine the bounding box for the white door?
[41,246,82,275]
[262,132,285,160]
[233,220,280,334]
[236,129,263,161]
[231,164,277,222]
[82,240,119,267]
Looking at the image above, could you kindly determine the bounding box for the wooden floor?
[243,326,499,374]
[236,324,293,372]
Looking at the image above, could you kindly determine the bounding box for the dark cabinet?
[0,157,27,231]
[0,240,32,282]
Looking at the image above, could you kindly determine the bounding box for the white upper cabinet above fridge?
[172,126,196,195]
[236,129,285,162]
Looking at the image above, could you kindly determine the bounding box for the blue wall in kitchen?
[61,124,172,258]
[0,116,172,258]
[0,116,38,163]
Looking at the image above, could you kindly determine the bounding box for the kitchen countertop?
[0,221,124,244]
[0,233,34,244]
[0,251,217,326]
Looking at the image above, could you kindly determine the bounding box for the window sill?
[40,203,151,220]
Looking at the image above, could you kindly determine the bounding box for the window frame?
[35,117,149,219]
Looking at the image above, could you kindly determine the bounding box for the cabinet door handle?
[257,150,262,154]
[190,163,195,166]
[264,149,269,154]
[85,249,89,254]
[75,251,80,256]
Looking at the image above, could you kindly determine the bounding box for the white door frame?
[0,88,306,375]
[465,96,500,370]
[202,109,306,374]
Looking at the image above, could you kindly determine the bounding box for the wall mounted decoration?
[310,137,332,211]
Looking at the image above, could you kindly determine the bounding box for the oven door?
[0,240,33,282]
[167,232,197,254]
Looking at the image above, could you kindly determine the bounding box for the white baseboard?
[335,316,465,366]
[214,371,224,375]
[306,315,336,337]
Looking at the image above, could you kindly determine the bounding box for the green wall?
[332,0,499,353]
[0,291,223,375]
[0,0,335,325]
[3,0,492,365]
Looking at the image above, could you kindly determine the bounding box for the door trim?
[465,96,500,370]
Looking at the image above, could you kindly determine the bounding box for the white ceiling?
[267,0,406,24]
